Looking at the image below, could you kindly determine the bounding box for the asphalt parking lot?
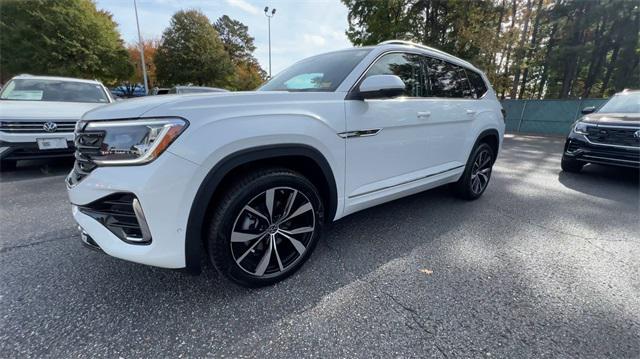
[1,134,638,358]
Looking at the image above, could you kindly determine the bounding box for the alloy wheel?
[470,149,492,195]
[230,187,316,277]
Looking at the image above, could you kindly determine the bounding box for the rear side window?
[466,70,488,98]
[365,53,428,97]
[424,57,473,98]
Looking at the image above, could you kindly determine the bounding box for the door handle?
[466,110,477,115]
[417,111,431,119]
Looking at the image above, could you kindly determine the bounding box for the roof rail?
[378,40,473,67]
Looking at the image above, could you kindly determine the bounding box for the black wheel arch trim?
[184,144,338,274]
[474,128,500,159]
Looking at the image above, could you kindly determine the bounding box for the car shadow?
[558,163,639,203]
[0,158,74,183]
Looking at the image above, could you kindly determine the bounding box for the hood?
[82,91,343,121]
[581,113,640,126]
[0,100,106,121]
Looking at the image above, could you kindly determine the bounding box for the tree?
[0,0,132,84]
[214,15,256,63]
[213,15,266,90]
[342,0,639,99]
[127,39,159,88]
[155,10,232,87]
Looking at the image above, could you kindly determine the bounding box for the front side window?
[598,92,640,114]
[424,58,472,98]
[0,79,109,103]
[365,52,428,97]
[260,49,371,92]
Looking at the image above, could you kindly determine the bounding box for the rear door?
[421,56,479,167]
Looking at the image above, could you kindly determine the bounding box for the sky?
[95,0,354,75]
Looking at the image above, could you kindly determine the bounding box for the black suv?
[562,90,640,172]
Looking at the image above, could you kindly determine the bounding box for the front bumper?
[67,151,201,269]
[563,134,640,168]
[0,140,74,160]
[0,131,76,160]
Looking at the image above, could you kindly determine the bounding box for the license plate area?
[37,138,68,150]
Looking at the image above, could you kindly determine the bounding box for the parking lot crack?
[363,280,452,358]
[0,232,75,254]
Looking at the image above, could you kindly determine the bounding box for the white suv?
[67,41,504,287]
[0,75,113,169]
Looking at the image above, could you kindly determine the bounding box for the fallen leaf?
[419,268,433,275]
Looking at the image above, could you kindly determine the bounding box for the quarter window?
[365,53,428,98]
[466,70,488,98]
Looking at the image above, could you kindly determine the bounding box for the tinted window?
[0,79,109,103]
[365,53,428,97]
[260,49,371,92]
[466,70,488,98]
[424,58,472,98]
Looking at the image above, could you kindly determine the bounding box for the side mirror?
[581,106,596,115]
[358,75,405,100]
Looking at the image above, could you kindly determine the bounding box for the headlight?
[573,121,590,135]
[84,118,188,165]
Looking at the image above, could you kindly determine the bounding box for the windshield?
[598,92,640,114]
[259,49,371,92]
[0,79,110,103]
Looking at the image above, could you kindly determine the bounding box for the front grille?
[0,121,76,133]
[78,193,148,244]
[586,125,640,148]
[68,123,104,185]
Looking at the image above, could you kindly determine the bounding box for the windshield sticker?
[5,90,44,100]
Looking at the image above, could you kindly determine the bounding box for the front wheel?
[207,168,324,287]
[561,155,584,173]
[452,142,495,200]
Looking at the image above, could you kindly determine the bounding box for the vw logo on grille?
[43,121,58,132]
[634,130,640,139]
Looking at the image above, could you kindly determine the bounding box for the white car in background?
[0,75,113,170]
[67,40,505,287]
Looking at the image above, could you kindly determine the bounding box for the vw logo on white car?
[43,121,58,132]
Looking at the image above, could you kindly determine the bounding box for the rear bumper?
[564,135,640,168]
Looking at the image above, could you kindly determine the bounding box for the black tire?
[561,155,584,173]
[0,160,17,172]
[207,168,324,287]
[452,142,495,200]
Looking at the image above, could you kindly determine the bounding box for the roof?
[11,74,104,85]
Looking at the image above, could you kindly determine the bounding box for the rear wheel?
[561,155,584,173]
[207,168,324,287]
[452,142,494,200]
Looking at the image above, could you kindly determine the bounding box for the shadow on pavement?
[0,158,74,183]
[558,164,639,202]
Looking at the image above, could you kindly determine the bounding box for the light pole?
[134,0,149,95]
[264,6,276,78]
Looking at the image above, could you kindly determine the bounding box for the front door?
[343,52,436,203]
